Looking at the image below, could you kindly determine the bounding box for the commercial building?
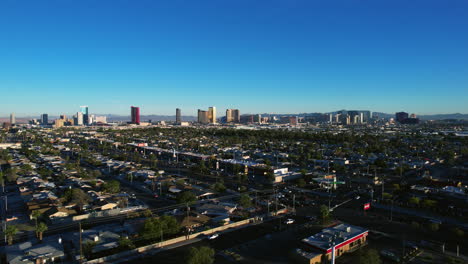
[74,112,84,126]
[296,223,368,264]
[80,106,89,125]
[240,115,254,124]
[281,116,298,125]
[253,114,262,123]
[176,108,181,124]
[198,109,210,124]
[94,116,107,124]
[41,114,48,125]
[208,106,216,124]
[226,109,240,123]
[10,113,15,125]
[395,112,409,123]
[131,106,140,125]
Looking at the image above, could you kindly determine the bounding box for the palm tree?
[31,210,42,237]
[36,222,48,242]
[5,225,18,245]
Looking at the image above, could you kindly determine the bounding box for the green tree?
[142,209,153,218]
[5,225,18,245]
[319,205,330,224]
[357,248,382,264]
[118,236,135,250]
[239,194,252,208]
[451,228,464,238]
[5,168,18,182]
[102,180,120,193]
[408,197,420,207]
[31,210,42,236]
[212,182,226,193]
[62,188,91,212]
[265,171,275,182]
[382,192,392,200]
[177,191,197,204]
[141,215,181,240]
[187,246,215,264]
[427,222,440,232]
[36,222,48,241]
[20,164,33,173]
[83,241,96,259]
[0,171,4,188]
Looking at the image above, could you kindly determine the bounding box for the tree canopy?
[177,191,197,204]
[357,248,382,264]
[187,246,215,264]
[102,180,120,193]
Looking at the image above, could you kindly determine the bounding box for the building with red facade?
[131,106,140,125]
[295,223,368,264]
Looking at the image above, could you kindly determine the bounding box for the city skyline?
[1,106,467,119]
[1,0,468,116]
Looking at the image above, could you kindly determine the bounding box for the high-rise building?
[131,106,140,125]
[41,114,48,125]
[253,114,262,123]
[88,114,94,124]
[80,106,89,125]
[395,112,409,123]
[74,112,84,126]
[10,113,15,125]
[208,106,216,124]
[226,109,240,123]
[176,108,181,124]
[348,111,361,124]
[359,110,371,123]
[94,116,107,124]
[198,109,210,124]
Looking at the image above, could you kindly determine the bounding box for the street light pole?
[331,243,336,264]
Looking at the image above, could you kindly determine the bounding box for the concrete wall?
[84,218,255,264]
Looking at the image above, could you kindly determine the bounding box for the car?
[285,218,295,225]
[153,194,159,198]
[208,233,219,240]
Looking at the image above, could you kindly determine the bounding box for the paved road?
[372,203,468,230]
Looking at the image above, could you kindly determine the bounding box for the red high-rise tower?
[131,106,140,125]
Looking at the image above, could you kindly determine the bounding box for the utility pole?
[79,222,83,263]
[255,191,258,207]
[293,194,296,214]
[275,189,278,215]
[389,198,394,221]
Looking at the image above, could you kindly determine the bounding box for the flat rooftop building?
[296,223,368,264]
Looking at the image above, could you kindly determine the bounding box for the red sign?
[363,203,371,210]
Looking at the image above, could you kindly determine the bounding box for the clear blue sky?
[1,0,467,117]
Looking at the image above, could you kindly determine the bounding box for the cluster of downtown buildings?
[3,106,420,129]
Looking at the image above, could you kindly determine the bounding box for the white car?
[285,218,295,225]
[208,233,219,240]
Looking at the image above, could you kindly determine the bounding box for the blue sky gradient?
[1,0,467,117]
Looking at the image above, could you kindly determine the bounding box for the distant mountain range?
[2,112,468,123]
[371,112,468,120]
